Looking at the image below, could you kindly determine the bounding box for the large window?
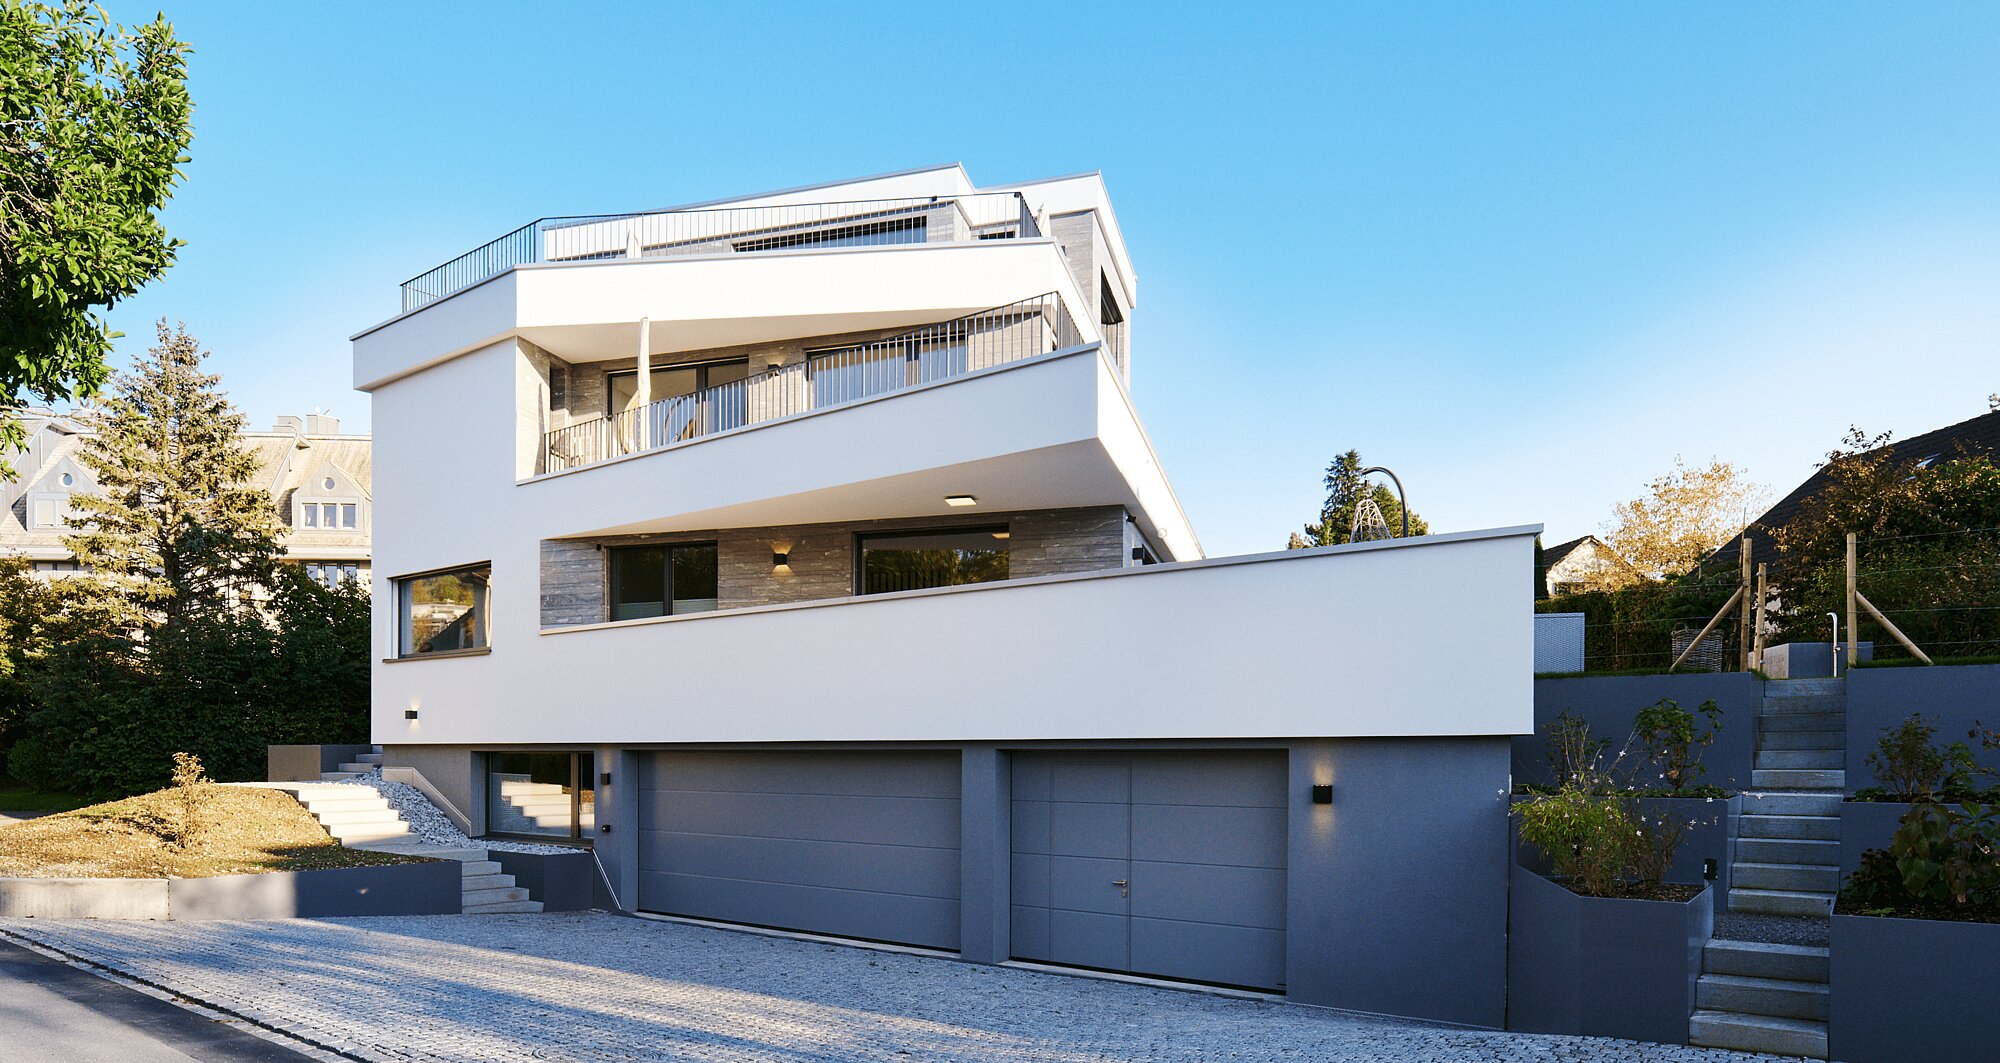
[396,564,490,657]
[858,527,1010,595]
[609,542,719,620]
[485,751,594,841]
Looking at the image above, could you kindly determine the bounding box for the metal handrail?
[403,192,1039,311]
[541,292,1085,474]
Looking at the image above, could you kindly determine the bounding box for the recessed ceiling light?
[944,495,978,507]
[991,531,1010,539]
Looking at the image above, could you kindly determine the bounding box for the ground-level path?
[1,913,1792,1062]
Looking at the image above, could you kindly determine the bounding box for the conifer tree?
[64,321,281,629]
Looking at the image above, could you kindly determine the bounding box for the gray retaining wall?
[1846,663,2000,790]
[1522,673,1761,793]
[0,860,460,920]
[1830,914,2000,1063]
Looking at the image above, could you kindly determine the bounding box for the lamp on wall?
[1310,783,1333,805]
[404,709,419,721]
[771,541,792,573]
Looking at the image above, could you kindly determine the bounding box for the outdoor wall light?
[771,541,792,573]
[404,709,419,720]
[944,495,978,507]
[601,771,612,786]
[1704,858,1718,881]
[1311,783,1333,805]
[599,823,613,834]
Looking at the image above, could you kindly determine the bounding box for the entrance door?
[1010,751,1288,990]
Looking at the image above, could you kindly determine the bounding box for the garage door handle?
[1113,879,1128,897]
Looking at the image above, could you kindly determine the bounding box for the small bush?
[1842,801,2000,920]
[1517,784,1636,897]
[170,751,210,851]
[1632,698,1721,792]
[1865,714,1999,802]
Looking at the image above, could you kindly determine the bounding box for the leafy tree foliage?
[1288,449,1428,548]
[1604,456,1769,580]
[0,1,192,472]
[65,322,283,630]
[0,556,122,756]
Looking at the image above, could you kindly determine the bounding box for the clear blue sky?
[88,2,2000,557]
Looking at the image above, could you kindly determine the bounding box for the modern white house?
[354,164,1536,1025]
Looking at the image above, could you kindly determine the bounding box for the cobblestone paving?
[0,914,1788,1062]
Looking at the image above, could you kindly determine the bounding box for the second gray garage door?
[638,750,961,950]
[1010,750,1288,990]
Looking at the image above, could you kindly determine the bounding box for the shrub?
[169,751,210,851]
[1842,801,2000,919]
[1632,698,1721,792]
[1516,784,1635,897]
[1546,711,1611,788]
[1867,715,1947,800]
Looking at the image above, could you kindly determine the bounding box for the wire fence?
[1845,526,2000,662]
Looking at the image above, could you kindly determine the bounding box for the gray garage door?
[638,750,961,950]
[1010,751,1288,990]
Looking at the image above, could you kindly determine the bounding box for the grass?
[0,787,92,813]
[1854,653,2000,669]
[0,785,428,879]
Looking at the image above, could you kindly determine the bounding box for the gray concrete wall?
[380,746,484,835]
[1839,799,1908,879]
[267,744,373,782]
[1846,662,2000,789]
[0,878,168,919]
[1523,673,1762,793]
[0,861,460,920]
[1287,737,1511,1027]
[1830,914,2000,1063]
[1506,865,1710,1044]
[540,506,1130,627]
[492,850,597,911]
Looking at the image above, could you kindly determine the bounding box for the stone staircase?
[259,759,544,915]
[1690,940,1830,1058]
[1692,677,1844,1057]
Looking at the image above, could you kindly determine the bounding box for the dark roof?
[1724,408,2000,572]
[1540,535,1593,566]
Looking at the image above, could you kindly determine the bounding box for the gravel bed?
[326,777,574,855]
[1714,912,1830,948]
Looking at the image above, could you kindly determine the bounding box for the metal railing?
[541,293,1085,474]
[402,192,1042,311]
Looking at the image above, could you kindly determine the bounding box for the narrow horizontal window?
[858,527,1009,595]
[396,564,491,657]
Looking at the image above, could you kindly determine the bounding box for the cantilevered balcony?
[540,293,1083,474]
[401,193,1043,312]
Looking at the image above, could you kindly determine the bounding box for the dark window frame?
[607,540,720,621]
[393,561,492,658]
[603,358,751,418]
[853,524,1011,596]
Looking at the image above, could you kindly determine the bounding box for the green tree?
[0,556,120,760]
[1288,449,1428,548]
[64,322,283,630]
[0,1,192,473]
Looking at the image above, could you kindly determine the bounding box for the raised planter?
[0,859,461,920]
[1847,662,2000,788]
[1513,795,1739,916]
[492,850,599,912]
[1838,799,1911,879]
[1506,863,1713,1045]
[1830,913,2000,1063]
[1522,673,1760,793]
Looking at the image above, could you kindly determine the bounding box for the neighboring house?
[1540,534,1642,596]
[1725,407,2000,570]
[0,408,372,586]
[354,163,1534,1025]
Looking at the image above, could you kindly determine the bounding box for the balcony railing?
[402,192,1042,311]
[541,292,1085,475]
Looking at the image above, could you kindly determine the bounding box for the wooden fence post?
[1738,536,1753,671]
[1753,562,1768,672]
[1846,531,1859,668]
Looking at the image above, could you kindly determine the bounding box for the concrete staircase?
[491,777,595,834]
[260,773,544,915]
[1692,677,1844,1057]
[1690,940,1830,1058]
[318,746,385,782]
[1731,678,1844,919]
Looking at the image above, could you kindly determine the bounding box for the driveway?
[0,913,1784,1062]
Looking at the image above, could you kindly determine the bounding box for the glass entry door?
[609,360,749,447]
[485,751,595,840]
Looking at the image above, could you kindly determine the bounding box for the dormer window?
[299,502,358,529]
[293,462,367,533]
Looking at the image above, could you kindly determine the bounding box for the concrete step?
[1758,711,1845,733]
[1734,862,1840,893]
[336,762,380,774]
[1759,694,1846,715]
[464,899,544,915]
[1742,792,1844,817]
[313,809,404,829]
[498,781,567,796]
[1751,769,1846,790]
[1736,837,1840,865]
[328,825,412,843]
[1729,888,1834,917]
[355,753,385,764]
[1697,973,1829,1021]
[1690,1010,1827,1058]
[354,841,486,861]
[459,860,502,877]
[461,873,518,893]
[298,795,392,814]
[1766,678,1844,697]
[1756,749,1843,770]
[1703,940,1830,983]
[462,885,530,906]
[1758,730,1845,751]
[318,771,369,782]
[1739,814,1839,841]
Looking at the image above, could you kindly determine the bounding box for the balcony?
[539,293,1085,475]
[401,193,1043,312]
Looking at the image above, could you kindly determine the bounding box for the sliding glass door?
[485,751,595,841]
